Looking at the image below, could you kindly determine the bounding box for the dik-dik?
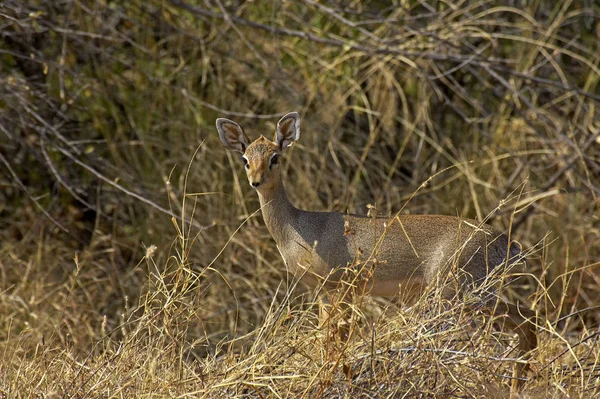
[216,112,537,387]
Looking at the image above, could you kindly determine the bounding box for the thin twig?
[0,151,70,233]
[52,145,211,231]
[512,129,600,231]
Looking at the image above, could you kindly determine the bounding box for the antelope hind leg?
[492,301,538,390]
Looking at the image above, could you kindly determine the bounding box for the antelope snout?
[250,180,261,188]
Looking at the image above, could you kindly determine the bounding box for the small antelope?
[217,112,537,387]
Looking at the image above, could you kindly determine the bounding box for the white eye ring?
[242,156,249,169]
[269,153,279,169]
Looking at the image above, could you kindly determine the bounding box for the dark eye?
[242,156,249,169]
[269,154,279,168]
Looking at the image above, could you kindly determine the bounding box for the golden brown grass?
[1,0,599,397]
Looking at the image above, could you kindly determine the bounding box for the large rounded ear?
[216,118,249,153]
[275,112,300,150]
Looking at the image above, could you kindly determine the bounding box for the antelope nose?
[251,181,261,188]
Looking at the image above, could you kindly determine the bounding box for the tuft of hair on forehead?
[245,135,278,156]
[254,135,272,144]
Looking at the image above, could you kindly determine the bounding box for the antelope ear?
[275,112,300,150]
[216,118,249,153]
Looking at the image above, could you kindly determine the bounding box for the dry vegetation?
[1,0,599,397]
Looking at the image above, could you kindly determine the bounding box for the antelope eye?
[242,156,249,169]
[269,153,279,168]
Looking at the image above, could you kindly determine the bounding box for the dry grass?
[1,0,599,397]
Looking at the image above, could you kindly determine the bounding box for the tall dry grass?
[0,0,599,397]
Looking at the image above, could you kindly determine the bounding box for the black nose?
[251,181,261,187]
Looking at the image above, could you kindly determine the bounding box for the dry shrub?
[1,0,599,397]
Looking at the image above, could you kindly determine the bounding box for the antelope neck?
[256,177,297,245]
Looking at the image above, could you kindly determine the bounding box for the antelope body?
[216,111,537,388]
